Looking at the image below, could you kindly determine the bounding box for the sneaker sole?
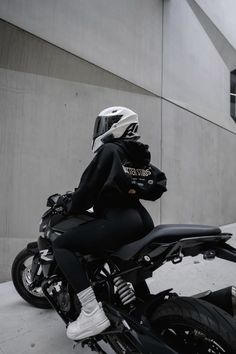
[68,319,111,341]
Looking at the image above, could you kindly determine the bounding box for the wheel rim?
[20,255,45,298]
[158,323,227,354]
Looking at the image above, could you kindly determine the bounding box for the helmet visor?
[93,115,122,140]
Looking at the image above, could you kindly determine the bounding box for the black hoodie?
[70,140,156,214]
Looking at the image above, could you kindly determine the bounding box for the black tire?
[11,247,51,309]
[150,296,236,354]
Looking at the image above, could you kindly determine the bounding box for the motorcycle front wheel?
[150,296,236,354]
[11,247,51,309]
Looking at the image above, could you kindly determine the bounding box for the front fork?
[26,236,55,288]
[37,235,56,278]
[27,237,76,324]
[25,241,42,289]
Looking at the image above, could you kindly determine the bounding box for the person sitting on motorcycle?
[52,106,165,341]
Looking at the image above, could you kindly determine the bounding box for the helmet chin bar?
[92,134,116,153]
[92,136,103,153]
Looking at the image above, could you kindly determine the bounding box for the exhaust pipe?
[193,286,236,317]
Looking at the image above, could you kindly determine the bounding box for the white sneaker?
[66,303,110,340]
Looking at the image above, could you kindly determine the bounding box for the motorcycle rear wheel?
[11,247,51,309]
[150,296,236,354]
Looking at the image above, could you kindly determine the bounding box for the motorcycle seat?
[113,224,221,261]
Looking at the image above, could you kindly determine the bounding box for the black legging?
[53,204,153,293]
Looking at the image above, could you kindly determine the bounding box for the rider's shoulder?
[97,142,121,156]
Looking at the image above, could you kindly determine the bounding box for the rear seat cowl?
[113,224,221,261]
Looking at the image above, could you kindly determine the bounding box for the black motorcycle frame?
[27,237,182,354]
[27,229,236,320]
[13,192,236,354]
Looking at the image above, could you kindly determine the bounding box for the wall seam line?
[160,0,165,225]
[1,18,235,137]
[162,97,236,136]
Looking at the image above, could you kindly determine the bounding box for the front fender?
[26,242,39,254]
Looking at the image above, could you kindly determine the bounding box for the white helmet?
[92,106,139,153]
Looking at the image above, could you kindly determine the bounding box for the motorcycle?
[12,193,236,354]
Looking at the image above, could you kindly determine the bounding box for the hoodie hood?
[113,139,151,166]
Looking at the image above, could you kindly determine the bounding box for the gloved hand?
[54,193,72,214]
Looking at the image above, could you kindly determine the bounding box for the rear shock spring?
[113,276,136,305]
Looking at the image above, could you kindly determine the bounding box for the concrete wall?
[160,0,236,224]
[0,20,161,281]
[163,0,236,133]
[161,100,236,225]
[0,0,163,94]
[195,0,236,50]
[0,0,236,282]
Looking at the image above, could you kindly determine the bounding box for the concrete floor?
[0,223,235,354]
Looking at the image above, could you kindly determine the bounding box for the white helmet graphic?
[92,106,139,153]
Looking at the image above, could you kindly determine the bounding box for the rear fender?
[143,289,175,318]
